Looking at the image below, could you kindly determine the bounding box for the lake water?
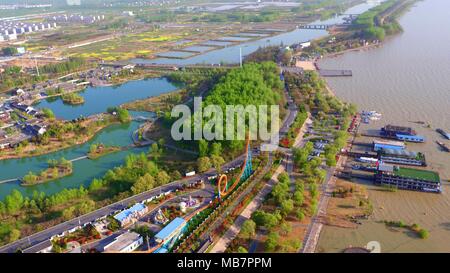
[35,78,177,120]
[317,0,450,252]
[0,78,177,199]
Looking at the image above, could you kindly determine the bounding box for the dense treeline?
[202,62,283,154]
[353,0,405,41]
[197,11,279,23]
[40,57,89,75]
[244,46,292,66]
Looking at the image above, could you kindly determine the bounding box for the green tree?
[131,173,155,194]
[198,139,209,157]
[8,229,21,243]
[240,219,256,240]
[5,190,24,214]
[197,156,212,173]
[237,246,248,253]
[210,142,222,156]
[211,155,225,173]
[280,199,294,217]
[155,171,170,186]
[265,232,279,252]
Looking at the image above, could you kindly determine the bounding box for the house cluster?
[0,99,48,150]
[0,20,57,42]
[48,14,105,24]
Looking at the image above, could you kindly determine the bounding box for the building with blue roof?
[114,203,148,227]
[154,217,186,250]
[395,134,425,143]
[373,139,405,151]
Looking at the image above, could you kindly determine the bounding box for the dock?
[318,69,353,77]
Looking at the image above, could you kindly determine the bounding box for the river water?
[0,78,176,199]
[0,2,381,200]
[317,0,450,252]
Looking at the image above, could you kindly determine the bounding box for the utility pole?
[34,57,40,77]
[239,47,242,68]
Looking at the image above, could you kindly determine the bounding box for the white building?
[103,232,143,253]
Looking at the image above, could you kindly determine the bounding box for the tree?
[280,221,292,236]
[237,246,248,253]
[8,229,21,243]
[240,219,256,240]
[155,171,170,186]
[293,190,304,206]
[2,47,18,56]
[42,108,55,119]
[211,155,225,173]
[252,210,279,230]
[197,157,212,173]
[210,142,222,156]
[296,209,305,221]
[170,170,182,181]
[149,143,163,162]
[280,199,294,217]
[5,190,24,214]
[131,173,155,194]
[62,206,76,221]
[265,232,279,252]
[198,139,209,157]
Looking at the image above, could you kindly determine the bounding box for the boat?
[362,110,382,119]
[436,128,450,140]
[436,141,450,152]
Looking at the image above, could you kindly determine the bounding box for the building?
[114,203,148,227]
[378,148,426,166]
[381,124,416,137]
[154,217,186,252]
[103,231,143,253]
[24,124,47,136]
[395,134,425,143]
[373,139,405,151]
[374,163,441,193]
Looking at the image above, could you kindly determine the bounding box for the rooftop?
[114,203,147,223]
[155,217,186,241]
[103,231,141,252]
[373,139,405,147]
[394,167,440,183]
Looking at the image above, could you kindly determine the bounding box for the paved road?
[0,155,244,253]
[301,155,347,253]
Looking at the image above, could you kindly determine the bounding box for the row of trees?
[353,0,404,41]
[250,172,308,252]
[40,57,88,75]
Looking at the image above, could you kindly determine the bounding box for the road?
[208,80,304,253]
[301,155,347,253]
[0,155,244,253]
[0,67,299,253]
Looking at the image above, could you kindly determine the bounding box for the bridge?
[299,24,332,30]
